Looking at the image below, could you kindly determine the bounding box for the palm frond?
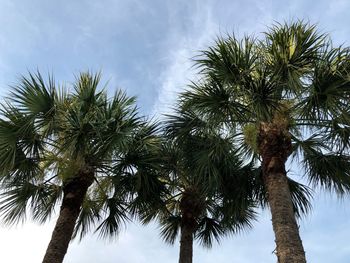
[195,217,225,248]
[287,178,312,217]
[95,196,129,239]
[73,194,102,240]
[297,46,350,121]
[159,215,182,244]
[181,80,249,125]
[325,113,350,152]
[264,20,327,93]
[10,71,56,117]
[195,35,257,85]
[0,181,62,225]
[303,150,350,194]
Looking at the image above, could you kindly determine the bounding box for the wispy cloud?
[152,0,218,117]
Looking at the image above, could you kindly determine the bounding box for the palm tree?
[0,72,164,263]
[141,109,256,263]
[180,21,350,262]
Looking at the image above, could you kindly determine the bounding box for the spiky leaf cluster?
[181,21,350,197]
[0,72,165,240]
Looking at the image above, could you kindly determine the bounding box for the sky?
[0,0,349,262]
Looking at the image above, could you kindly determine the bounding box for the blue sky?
[0,0,349,262]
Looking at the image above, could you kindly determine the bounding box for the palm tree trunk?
[42,171,94,263]
[179,223,194,263]
[179,187,203,263]
[265,169,306,262]
[258,121,306,263]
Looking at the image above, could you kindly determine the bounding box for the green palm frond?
[159,215,182,244]
[91,91,140,161]
[188,134,242,189]
[164,108,211,140]
[0,184,32,225]
[130,197,167,224]
[195,35,257,84]
[59,105,94,159]
[291,133,350,194]
[0,181,62,225]
[183,36,260,126]
[73,72,104,114]
[244,65,282,121]
[164,109,244,188]
[287,178,312,217]
[73,194,102,240]
[326,113,350,152]
[95,196,130,239]
[303,150,350,194]
[217,189,257,229]
[297,46,350,121]
[195,217,225,248]
[32,185,62,223]
[8,72,61,136]
[264,21,326,92]
[0,107,44,175]
[291,133,328,160]
[182,80,249,125]
[10,71,56,117]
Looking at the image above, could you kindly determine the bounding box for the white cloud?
[152,0,218,117]
[0,221,55,262]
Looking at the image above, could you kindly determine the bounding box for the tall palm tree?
[180,21,350,262]
[0,72,164,263]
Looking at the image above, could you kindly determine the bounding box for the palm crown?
[183,21,350,193]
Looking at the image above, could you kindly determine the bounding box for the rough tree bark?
[179,223,194,263]
[258,121,306,263]
[42,170,94,263]
[178,188,203,263]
